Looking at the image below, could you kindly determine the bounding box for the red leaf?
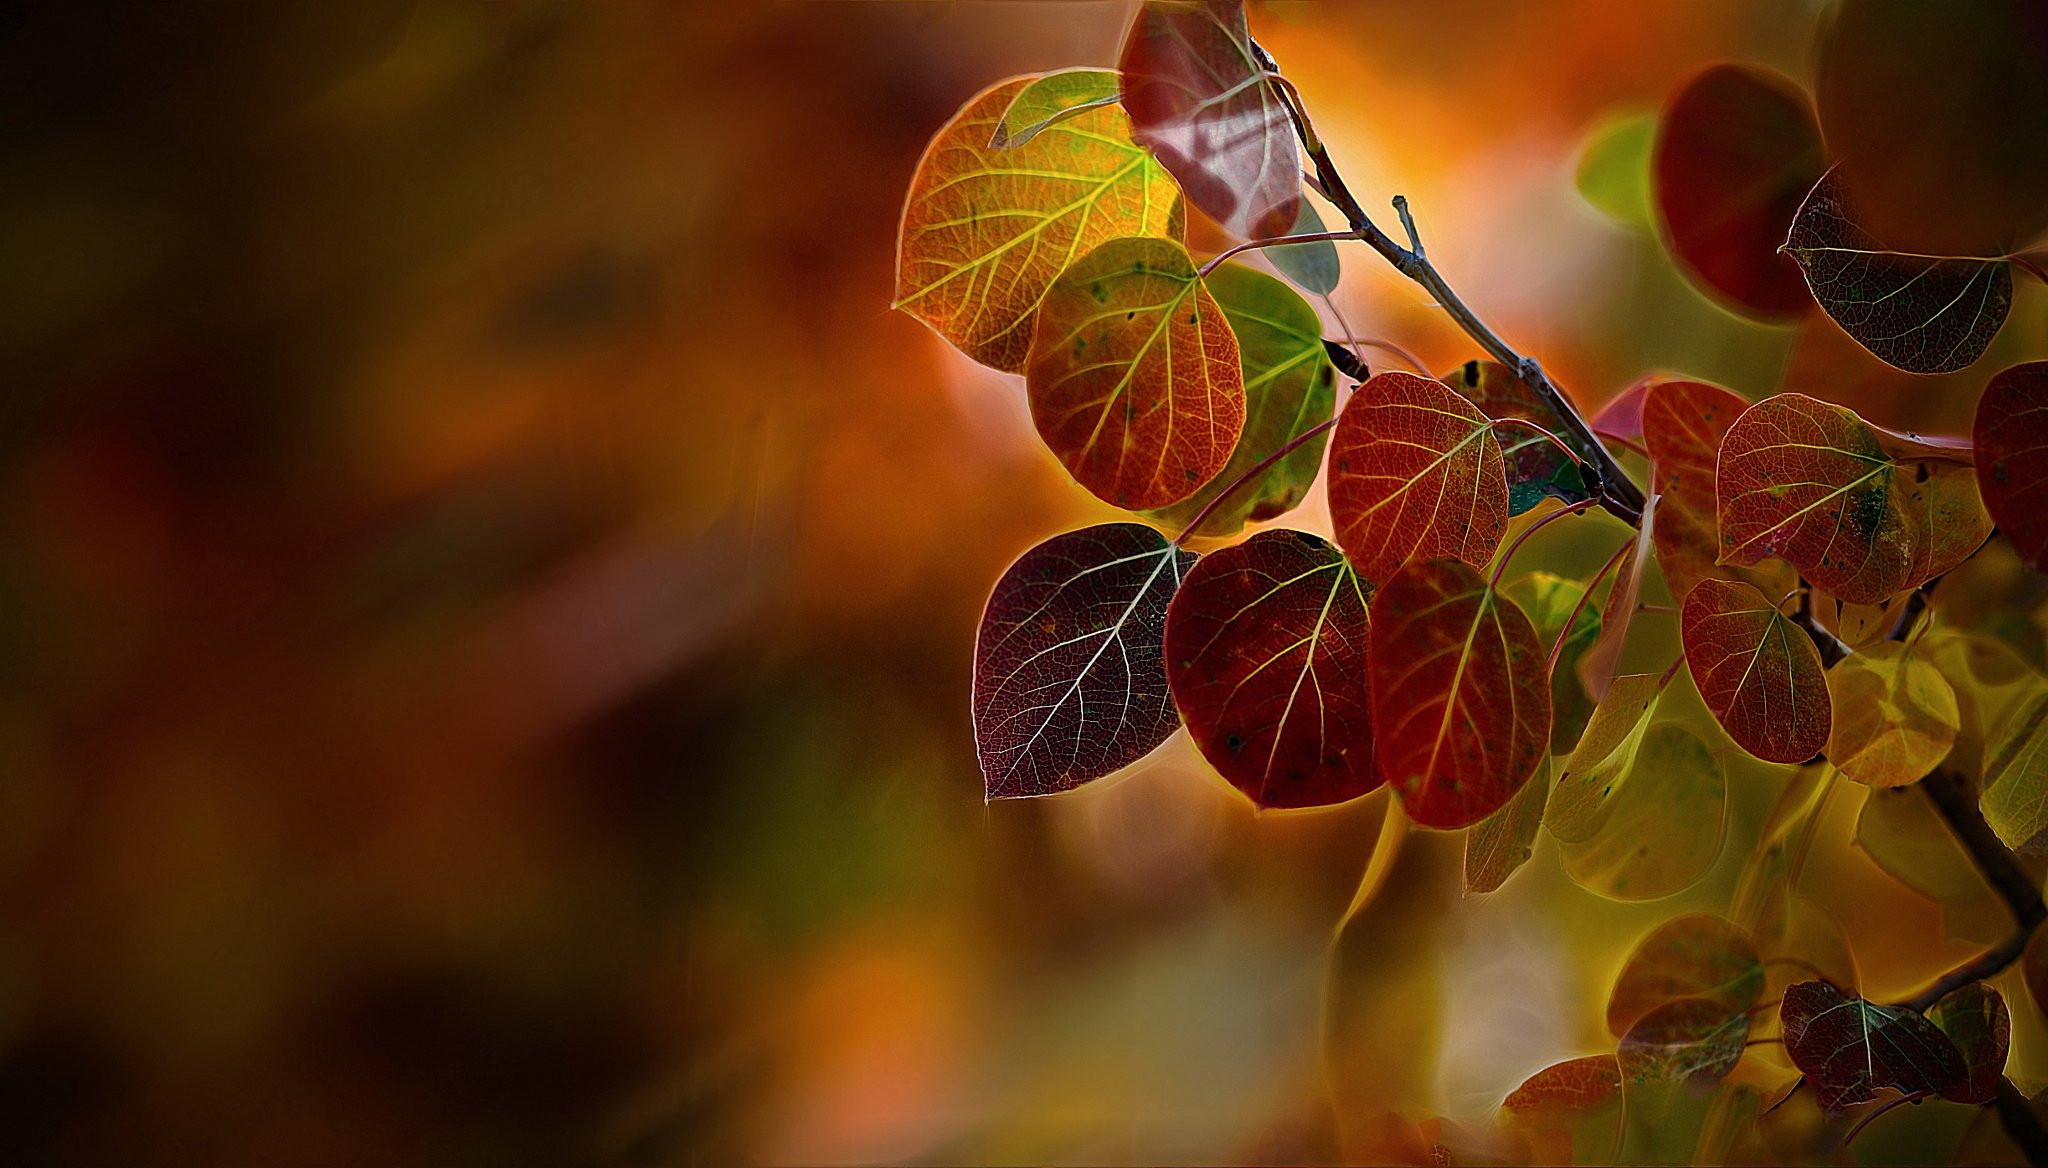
[1165,529,1380,809]
[1502,1055,1621,1126]
[1368,559,1550,829]
[1780,980,1968,1111]
[1680,578,1831,763]
[1975,361,2048,573]
[1640,379,1793,603]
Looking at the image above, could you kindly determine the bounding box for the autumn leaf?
[1147,262,1335,536]
[1607,914,1765,1039]
[1653,64,1823,319]
[973,523,1196,798]
[1779,980,1967,1111]
[1928,983,2010,1106]
[1592,377,1652,447]
[1640,379,1792,603]
[1026,236,1245,509]
[1119,0,1301,241]
[1782,171,2013,374]
[988,68,1123,149]
[1974,361,2048,574]
[1441,360,1596,516]
[1825,642,1960,788]
[1577,492,1655,705]
[1502,1055,1622,1126]
[1715,392,1991,605]
[1617,997,1749,1085]
[1680,578,1831,764]
[1464,754,1548,896]
[1981,690,2048,856]
[1368,558,1549,829]
[1558,723,1726,901]
[1328,371,1507,586]
[1545,673,1664,844]
[1164,529,1378,809]
[897,75,1184,372]
[1269,199,1342,296]
[1502,571,1601,753]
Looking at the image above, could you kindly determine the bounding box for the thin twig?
[1200,227,1365,276]
[1487,497,1601,588]
[1546,538,1632,675]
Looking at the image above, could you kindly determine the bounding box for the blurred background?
[3,2,2046,1164]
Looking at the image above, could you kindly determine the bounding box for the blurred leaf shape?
[1503,571,1600,753]
[989,68,1124,149]
[1782,171,2013,374]
[1119,0,1302,241]
[1928,983,2009,1105]
[1641,379,1793,603]
[1269,198,1342,295]
[1574,112,1655,229]
[1026,236,1245,509]
[1716,392,1991,605]
[1578,493,1655,705]
[1546,673,1664,844]
[1463,754,1547,895]
[1780,979,1966,1111]
[1607,914,1765,1039]
[1558,723,1726,900]
[1592,377,1651,446]
[2026,927,2048,1023]
[1148,262,1334,536]
[1855,786,2007,947]
[1441,360,1594,516]
[1329,371,1507,586]
[1502,1055,1622,1126]
[1368,558,1549,829]
[897,75,1184,372]
[1681,578,1831,763]
[1974,361,2048,573]
[1921,630,2046,780]
[972,523,1196,798]
[1164,529,1379,808]
[1982,689,2048,855]
[1653,64,1822,319]
[1825,642,1959,788]
[1814,594,1896,649]
[1617,998,1749,1085]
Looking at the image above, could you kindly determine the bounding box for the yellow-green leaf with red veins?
[988,69,1123,150]
[1328,371,1507,586]
[896,75,1184,373]
[1640,378,1794,603]
[1680,578,1831,763]
[1026,237,1245,509]
[1715,392,1990,605]
[1825,641,1959,788]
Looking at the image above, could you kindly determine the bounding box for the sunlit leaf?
[989,68,1124,149]
[1578,493,1656,705]
[1928,983,2010,1105]
[1503,571,1600,752]
[1026,236,1245,509]
[1148,263,1335,536]
[1164,529,1378,808]
[1368,558,1549,829]
[1269,198,1342,296]
[1782,171,2013,374]
[1119,0,1301,241]
[1546,673,1664,844]
[1441,360,1595,516]
[1716,392,1991,605]
[1680,578,1831,763]
[1606,914,1765,1039]
[1974,361,2048,573]
[1982,689,2048,856]
[973,523,1196,798]
[1856,785,2008,947]
[1814,594,1896,649]
[1780,979,1967,1111]
[1640,379,1793,603]
[1575,112,1654,229]
[897,75,1184,372]
[1617,998,1749,1085]
[1825,642,1960,788]
[1502,1055,1621,1126]
[1652,64,1822,319]
[1464,754,1547,896]
[1558,723,1726,900]
[1328,371,1508,586]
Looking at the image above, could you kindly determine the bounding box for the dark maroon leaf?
[1928,983,2010,1105]
[1617,997,1749,1086]
[973,523,1197,798]
[1779,980,1968,1111]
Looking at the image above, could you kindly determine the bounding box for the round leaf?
[1974,361,2048,574]
[1826,642,1960,788]
[989,68,1123,149]
[1617,997,1749,1086]
[1928,983,2010,1106]
[1982,689,2048,856]
[1680,578,1831,763]
[1558,723,1726,901]
[1575,112,1654,229]
[1464,754,1548,896]
[1857,785,2008,947]
[1503,1055,1622,1126]
[1640,379,1793,603]
[1780,980,1968,1111]
[1269,199,1342,296]
[1545,673,1664,844]
[1607,914,1765,1040]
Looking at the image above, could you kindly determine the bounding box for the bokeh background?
[4,2,2047,1164]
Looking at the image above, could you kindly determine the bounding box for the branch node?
[1392,194,1423,257]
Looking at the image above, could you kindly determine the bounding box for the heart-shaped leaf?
[1546,673,1665,844]
[1826,642,1960,788]
[1928,983,2010,1106]
[1982,689,2048,856]
[1783,171,2013,374]
[1118,0,1301,241]
[1503,571,1601,753]
[1441,360,1596,516]
[1607,914,1764,1039]
[989,68,1124,149]
[1328,371,1508,586]
[1681,578,1831,763]
[897,75,1184,372]
[1464,754,1548,896]
[1558,723,1726,901]
[1780,980,1967,1111]
[1653,64,1823,319]
[1640,379,1794,603]
[1164,529,1378,808]
[1368,558,1550,829]
[1147,262,1335,537]
[1974,361,2048,573]
[1503,1055,1622,1126]
[1026,236,1245,509]
[973,523,1196,798]
[1716,392,1991,605]
[1617,997,1749,1085]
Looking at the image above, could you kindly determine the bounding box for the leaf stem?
[1487,497,1601,589]
[1199,227,1366,277]
[1546,538,1632,675]
[1172,416,1339,546]
[1489,417,1588,469]
[1841,1091,1927,1150]
[2015,254,2048,286]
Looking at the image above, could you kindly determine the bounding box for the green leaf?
[1574,111,1654,229]
[1268,199,1342,296]
[1558,722,1726,901]
[1502,571,1601,753]
[1617,998,1749,1085]
[1545,673,1664,844]
[989,68,1124,149]
[1982,689,2048,856]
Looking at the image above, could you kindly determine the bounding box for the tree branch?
[1997,1078,2048,1167]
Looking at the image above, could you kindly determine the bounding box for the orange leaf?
[1680,577,1831,763]
[1328,371,1507,586]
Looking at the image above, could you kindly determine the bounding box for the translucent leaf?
[896,75,1184,372]
[1440,360,1595,516]
[1164,529,1378,808]
[1855,786,2007,947]
[1617,998,1749,1085]
[1118,0,1301,240]
[1026,236,1245,509]
[1652,64,1822,320]
[1591,377,1651,446]
[1328,371,1508,586]
[1928,983,2010,1106]
[1982,689,2048,855]
[1368,558,1550,829]
[1574,112,1654,229]
[1578,492,1655,705]
[1558,723,1726,901]
[1825,642,1960,788]
[1502,1055,1621,1126]
[1716,392,1991,605]
[973,523,1195,797]
[1268,199,1341,296]
[1147,263,1335,537]
[1782,171,2013,374]
[1780,979,1967,1111]
[1921,629,2046,780]
[1464,754,1548,896]
[1639,379,1793,603]
[989,68,1123,149]
[1606,914,1765,1039]
[1680,578,1831,763]
[1545,673,1663,844]
[1974,361,2048,574]
[1502,571,1600,753]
